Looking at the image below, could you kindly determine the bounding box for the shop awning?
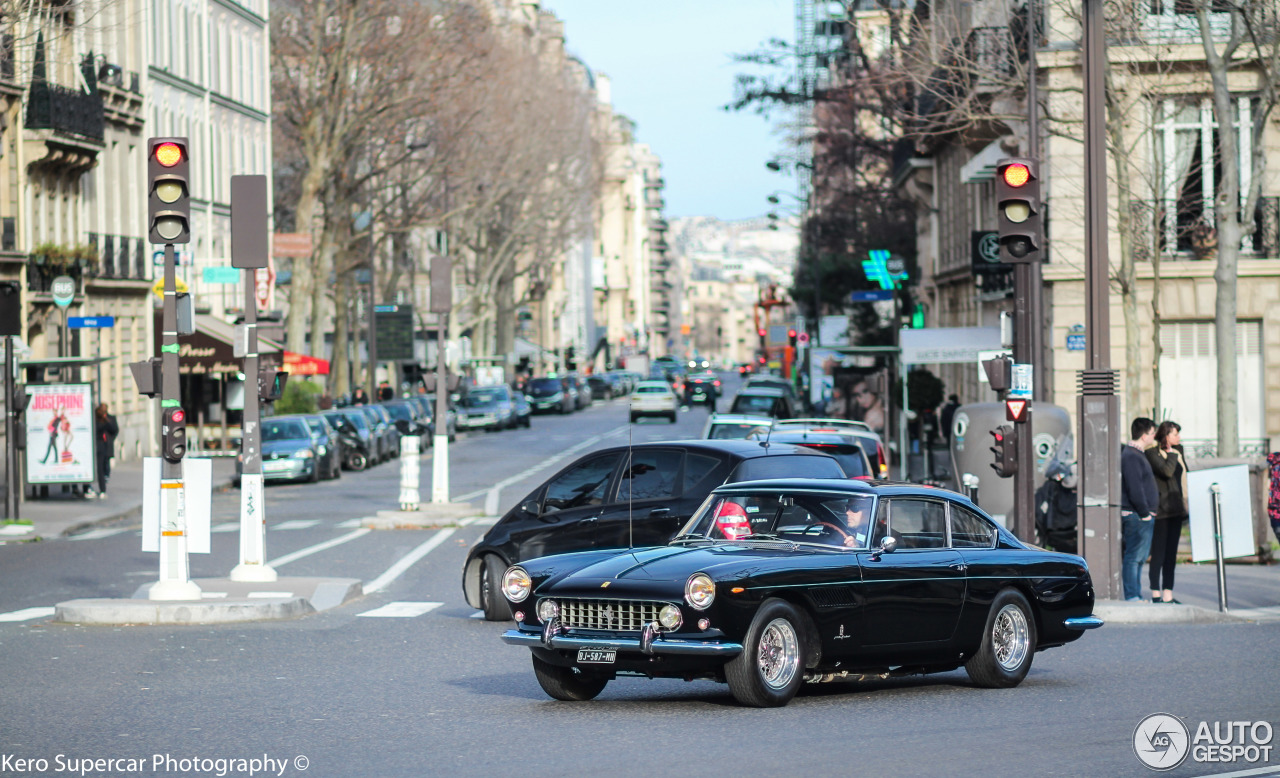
[283,351,329,375]
[152,313,282,377]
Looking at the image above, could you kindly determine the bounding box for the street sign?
[1066,333,1086,351]
[67,316,115,329]
[202,267,240,284]
[1009,363,1033,399]
[850,290,894,302]
[51,276,76,308]
[272,233,313,258]
[152,276,190,299]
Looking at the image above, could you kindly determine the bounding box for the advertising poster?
[25,384,95,485]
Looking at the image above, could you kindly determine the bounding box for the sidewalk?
[0,456,238,541]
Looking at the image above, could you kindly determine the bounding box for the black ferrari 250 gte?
[500,479,1102,707]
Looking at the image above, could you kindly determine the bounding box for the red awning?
[283,351,330,376]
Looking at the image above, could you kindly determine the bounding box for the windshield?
[795,443,869,477]
[676,492,877,549]
[528,378,562,395]
[383,404,413,422]
[709,422,770,440]
[731,395,782,416]
[263,419,311,442]
[336,411,370,433]
[636,385,671,394]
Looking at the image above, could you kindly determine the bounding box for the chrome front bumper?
[502,625,743,658]
[1064,615,1105,630]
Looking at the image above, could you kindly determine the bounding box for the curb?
[1093,600,1246,625]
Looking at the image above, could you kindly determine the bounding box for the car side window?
[543,453,622,513]
[618,450,683,501]
[683,454,721,492]
[883,499,948,549]
[950,504,998,548]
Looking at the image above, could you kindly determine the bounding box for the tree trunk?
[1105,65,1143,419]
[309,237,335,367]
[495,259,517,382]
[285,164,327,355]
[331,275,352,399]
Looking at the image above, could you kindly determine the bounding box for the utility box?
[949,402,1072,527]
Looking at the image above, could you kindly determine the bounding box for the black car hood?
[537,544,805,587]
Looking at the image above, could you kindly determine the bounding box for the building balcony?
[1128,197,1280,261]
[25,81,106,142]
[89,233,150,280]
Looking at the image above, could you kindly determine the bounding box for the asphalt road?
[1,378,1278,778]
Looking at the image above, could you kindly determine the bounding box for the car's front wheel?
[480,555,512,621]
[531,655,609,701]
[725,598,806,707]
[965,588,1036,688]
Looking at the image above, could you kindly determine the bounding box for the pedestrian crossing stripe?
[336,518,363,528]
[271,520,321,530]
[69,528,129,541]
[212,522,239,533]
[0,524,34,535]
[358,601,443,618]
[0,607,56,622]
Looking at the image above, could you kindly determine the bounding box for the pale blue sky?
[542,0,798,221]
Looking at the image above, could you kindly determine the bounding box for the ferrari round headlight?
[685,573,715,610]
[502,566,532,602]
[659,604,682,629]
[537,599,559,621]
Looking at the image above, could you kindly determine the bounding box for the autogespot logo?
[1134,713,1191,770]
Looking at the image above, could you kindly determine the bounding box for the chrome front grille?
[557,599,665,632]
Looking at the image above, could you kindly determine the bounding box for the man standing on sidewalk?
[1121,417,1159,601]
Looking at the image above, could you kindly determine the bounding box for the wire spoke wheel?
[992,603,1030,671]
[757,618,801,689]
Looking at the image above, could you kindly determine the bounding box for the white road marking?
[470,611,485,619]
[68,527,130,540]
[0,607,56,622]
[358,601,443,618]
[200,592,229,599]
[266,528,371,568]
[272,520,321,531]
[247,591,295,599]
[212,522,239,533]
[336,518,364,528]
[364,528,457,594]
[0,524,34,535]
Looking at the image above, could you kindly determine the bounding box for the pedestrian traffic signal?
[129,358,162,398]
[995,158,1042,264]
[0,280,19,336]
[162,407,187,462]
[258,368,288,402]
[148,137,191,245]
[788,329,797,347]
[1005,398,1029,423]
[990,424,1017,478]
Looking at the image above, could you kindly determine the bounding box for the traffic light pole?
[1012,264,1035,542]
[4,336,17,522]
[231,266,275,581]
[151,242,200,600]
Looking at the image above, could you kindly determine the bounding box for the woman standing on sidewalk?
[93,403,118,499]
[1146,421,1189,603]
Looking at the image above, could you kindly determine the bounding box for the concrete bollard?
[399,435,420,511]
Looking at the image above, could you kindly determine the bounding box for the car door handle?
[949,562,967,572]
[581,516,598,524]
[649,507,671,516]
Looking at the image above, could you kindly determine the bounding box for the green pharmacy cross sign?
[861,250,908,291]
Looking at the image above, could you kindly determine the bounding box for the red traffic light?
[758,328,767,338]
[787,329,797,338]
[155,142,183,168]
[1005,399,1029,423]
[170,408,186,424]
[1002,163,1030,188]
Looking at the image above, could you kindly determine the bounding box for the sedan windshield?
[263,420,311,442]
[676,492,876,549]
[528,378,562,395]
[382,404,413,422]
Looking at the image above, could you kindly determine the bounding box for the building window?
[1154,96,1252,254]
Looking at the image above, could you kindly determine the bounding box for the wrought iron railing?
[1127,197,1280,260]
[25,82,105,141]
[86,233,149,280]
[0,35,14,82]
[1181,438,1272,458]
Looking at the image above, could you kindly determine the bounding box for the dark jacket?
[96,414,119,458]
[1120,444,1159,516]
[1145,444,1189,519]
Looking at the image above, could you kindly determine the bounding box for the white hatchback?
[629,380,679,423]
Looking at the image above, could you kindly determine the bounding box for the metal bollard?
[1210,482,1228,612]
[962,473,980,507]
[399,435,421,511]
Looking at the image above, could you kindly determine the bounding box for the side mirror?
[869,535,897,561]
[521,500,541,516]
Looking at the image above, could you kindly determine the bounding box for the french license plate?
[263,460,291,472]
[576,648,616,664]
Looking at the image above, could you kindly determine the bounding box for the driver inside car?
[841,497,874,547]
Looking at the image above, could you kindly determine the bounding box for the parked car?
[322,409,376,471]
[419,394,458,441]
[461,439,847,620]
[585,375,613,401]
[237,416,322,483]
[457,386,516,431]
[356,405,392,463]
[499,478,1101,706]
[684,371,721,406]
[755,430,874,479]
[565,374,590,409]
[772,418,888,478]
[702,413,773,440]
[298,414,343,480]
[743,374,802,407]
[728,387,795,420]
[511,391,533,428]
[526,376,574,414]
[629,380,679,423]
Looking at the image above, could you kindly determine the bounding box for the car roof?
[765,430,865,447]
[734,386,786,397]
[635,380,674,389]
[712,478,969,501]
[774,417,872,431]
[597,439,828,460]
[708,414,773,424]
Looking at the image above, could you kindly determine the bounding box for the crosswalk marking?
[212,522,239,533]
[69,527,130,541]
[358,601,443,618]
[0,607,56,622]
[247,591,295,599]
[336,518,364,528]
[272,520,320,531]
[0,524,34,536]
[470,611,485,619]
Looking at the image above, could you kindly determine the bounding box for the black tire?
[480,555,513,621]
[531,655,609,701]
[347,451,368,471]
[965,589,1036,688]
[668,412,677,423]
[725,598,807,707]
[630,413,638,424]
[449,431,456,443]
[331,459,342,480]
[309,460,321,483]
[522,416,531,428]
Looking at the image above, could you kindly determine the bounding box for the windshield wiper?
[671,533,711,544]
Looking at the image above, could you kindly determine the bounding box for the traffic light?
[788,329,797,348]
[258,368,288,402]
[129,358,162,398]
[161,407,187,462]
[148,137,191,245]
[0,280,19,336]
[995,158,1042,264]
[990,424,1017,478]
[1005,398,1029,423]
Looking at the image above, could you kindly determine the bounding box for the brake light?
[713,500,751,540]
[877,443,888,477]
[713,380,720,387]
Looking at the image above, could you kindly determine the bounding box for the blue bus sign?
[68,316,116,329]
